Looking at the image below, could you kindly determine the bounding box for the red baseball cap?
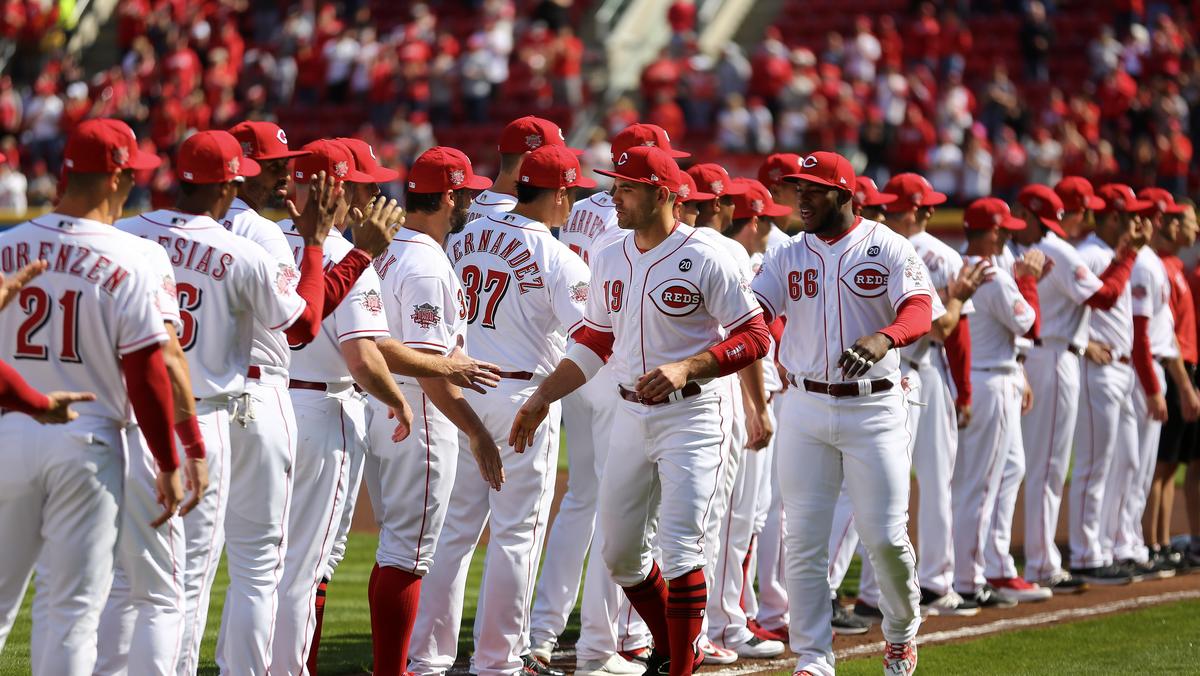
[758,153,802,188]
[176,130,261,184]
[731,178,792,220]
[1017,184,1067,236]
[498,116,578,155]
[883,172,946,211]
[686,163,748,198]
[675,170,716,203]
[853,176,898,208]
[293,140,375,183]
[595,145,680,189]
[1055,176,1105,212]
[1137,187,1186,215]
[964,197,1025,231]
[63,118,161,173]
[228,120,310,160]
[786,151,856,193]
[335,137,400,183]
[407,146,493,193]
[1096,183,1152,214]
[518,145,596,189]
[610,123,690,159]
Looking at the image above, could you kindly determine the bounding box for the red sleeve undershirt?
[1085,250,1136,310]
[321,248,372,317]
[284,246,328,344]
[0,359,50,415]
[122,344,179,472]
[878,295,933,348]
[944,315,972,406]
[174,416,205,460]
[1132,315,1161,397]
[709,314,772,377]
[572,325,615,363]
[1016,273,1041,339]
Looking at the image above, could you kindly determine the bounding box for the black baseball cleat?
[644,649,703,676]
[1035,571,1089,594]
[969,584,1017,609]
[523,654,566,676]
[1070,564,1133,585]
[832,598,871,634]
[852,600,884,624]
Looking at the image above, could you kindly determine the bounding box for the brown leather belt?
[799,377,894,398]
[617,381,702,405]
[288,378,365,394]
[247,365,261,379]
[497,370,534,380]
[1116,356,1131,365]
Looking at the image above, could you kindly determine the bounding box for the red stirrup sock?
[666,568,707,676]
[369,564,423,676]
[306,578,329,675]
[621,562,671,656]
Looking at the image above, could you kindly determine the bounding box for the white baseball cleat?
[699,637,739,665]
[576,654,647,676]
[883,641,918,676]
[530,640,555,664]
[734,636,785,658]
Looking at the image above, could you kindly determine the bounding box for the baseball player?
[756,153,804,235]
[419,145,597,676]
[1068,185,1154,584]
[952,198,1044,606]
[271,138,412,675]
[466,116,575,223]
[1009,183,1144,592]
[510,145,771,676]
[1055,176,1106,241]
[0,119,184,676]
[366,147,505,676]
[751,151,928,676]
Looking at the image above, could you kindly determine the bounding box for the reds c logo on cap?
[802,155,820,168]
[617,152,630,165]
[276,129,288,144]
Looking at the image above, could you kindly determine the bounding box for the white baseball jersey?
[1077,234,1133,357]
[752,219,934,383]
[580,223,761,389]
[1032,232,1103,345]
[766,223,791,252]
[465,190,518,224]
[129,234,184,334]
[279,221,391,384]
[118,210,309,399]
[222,196,301,369]
[372,227,467,360]
[1132,247,1176,358]
[447,212,590,374]
[560,192,620,266]
[961,255,1036,369]
[0,214,169,421]
[905,231,970,365]
[750,250,783,393]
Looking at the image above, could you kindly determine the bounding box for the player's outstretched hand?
[0,259,48,311]
[635,361,690,403]
[179,457,209,518]
[839,333,891,379]
[1148,393,1169,422]
[445,343,501,393]
[509,392,550,454]
[949,261,988,302]
[33,390,96,424]
[150,469,185,528]
[387,398,414,442]
[956,402,972,429]
[1014,249,1046,280]
[470,434,505,491]
[287,171,340,247]
[746,402,773,450]
[350,196,405,258]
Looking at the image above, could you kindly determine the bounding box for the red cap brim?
[784,172,852,192]
[863,193,899,206]
[1040,217,1067,237]
[682,190,717,203]
[924,191,949,206]
[255,149,312,161]
[238,157,262,179]
[1084,195,1106,210]
[594,168,662,187]
[1000,216,1026,231]
[367,166,401,183]
[570,176,598,189]
[723,181,750,196]
[762,203,793,217]
[128,148,162,171]
[463,175,493,190]
[664,148,691,159]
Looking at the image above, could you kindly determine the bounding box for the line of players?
[0,113,1196,676]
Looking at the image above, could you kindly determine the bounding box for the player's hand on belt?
[32,390,96,424]
[349,195,405,258]
[151,469,185,528]
[839,333,891,379]
[179,457,209,518]
[445,343,501,393]
[1084,341,1113,365]
[471,434,506,491]
[635,361,690,403]
[387,399,414,442]
[1148,393,1168,422]
[1013,250,1046,280]
[1021,375,1034,415]
[0,259,47,311]
[956,402,972,429]
[509,393,550,456]
[288,171,342,247]
[949,260,989,302]
[746,403,773,451]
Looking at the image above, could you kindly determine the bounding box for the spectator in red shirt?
[293,39,326,106]
[641,48,682,105]
[163,33,202,95]
[891,103,936,172]
[1157,120,1192,197]
[552,26,584,107]
[992,125,1029,202]
[910,2,941,69]
[749,27,792,113]
[647,91,686,141]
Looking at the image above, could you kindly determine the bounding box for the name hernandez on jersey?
[118,209,308,399]
[372,227,468,361]
[281,221,390,384]
[579,223,762,389]
[0,215,170,422]
[447,212,590,375]
[751,219,933,383]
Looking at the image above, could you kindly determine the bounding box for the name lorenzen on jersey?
[446,226,545,294]
[0,240,134,294]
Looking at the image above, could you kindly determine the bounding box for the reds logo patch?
[903,256,927,285]
[361,289,383,316]
[275,264,299,295]
[1132,285,1148,300]
[411,302,441,329]
[569,281,589,303]
[333,161,349,178]
[227,156,240,175]
[649,278,703,316]
[710,180,724,195]
[1014,299,1029,316]
[449,169,466,186]
[162,275,177,299]
[678,183,691,199]
[112,145,130,167]
[1074,265,1089,282]
[841,262,889,297]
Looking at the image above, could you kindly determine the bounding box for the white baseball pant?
[324,404,369,582]
[752,392,789,631]
[408,379,560,676]
[952,369,1023,593]
[912,357,958,595]
[1117,361,1166,563]
[1020,343,1082,582]
[983,416,1028,582]
[217,366,298,675]
[777,386,921,676]
[1070,359,1134,569]
[272,385,367,675]
[97,402,229,676]
[0,415,124,676]
[705,376,751,648]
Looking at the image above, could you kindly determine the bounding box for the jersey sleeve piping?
[269,300,306,331]
[723,305,764,331]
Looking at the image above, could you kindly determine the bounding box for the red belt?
[617,382,702,405]
[497,370,534,380]
[288,378,363,394]
[800,377,894,398]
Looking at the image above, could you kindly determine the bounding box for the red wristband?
[174,416,206,460]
